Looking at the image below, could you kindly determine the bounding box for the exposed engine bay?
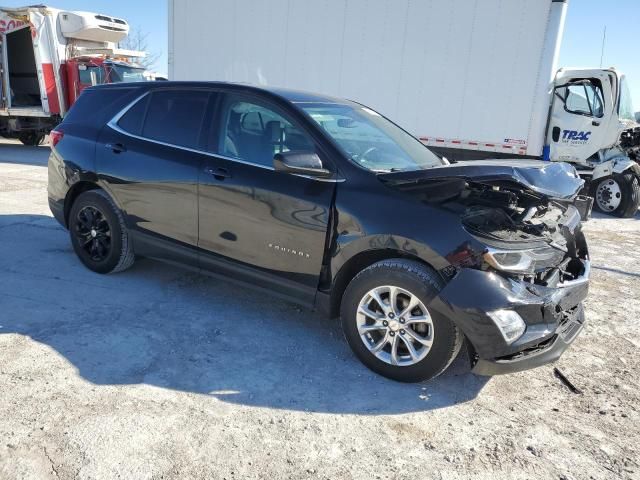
[458,182,569,245]
[455,182,588,287]
[379,160,590,287]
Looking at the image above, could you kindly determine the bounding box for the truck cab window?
[79,66,105,85]
[107,64,146,83]
[618,76,635,121]
[563,83,604,118]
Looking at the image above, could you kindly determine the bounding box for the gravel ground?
[0,139,638,480]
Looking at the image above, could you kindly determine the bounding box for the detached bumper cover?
[429,259,589,375]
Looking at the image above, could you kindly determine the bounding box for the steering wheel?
[358,146,379,165]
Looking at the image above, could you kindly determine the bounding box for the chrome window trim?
[106,90,344,181]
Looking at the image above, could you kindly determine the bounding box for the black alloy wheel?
[68,189,135,274]
[74,205,112,262]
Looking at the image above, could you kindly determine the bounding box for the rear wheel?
[592,173,640,218]
[68,190,135,274]
[340,259,462,382]
[18,132,45,146]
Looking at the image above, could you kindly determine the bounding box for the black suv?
[48,82,590,382]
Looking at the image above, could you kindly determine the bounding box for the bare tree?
[119,26,161,71]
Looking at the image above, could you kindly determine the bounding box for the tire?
[18,132,45,146]
[68,189,135,274]
[340,259,462,383]
[591,173,640,218]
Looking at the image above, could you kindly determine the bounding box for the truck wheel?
[592,173,640,218]
[18,132,45,146]
[340,259,462,383]
[68,190,135,274]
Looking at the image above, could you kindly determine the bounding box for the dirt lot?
[0,138,638,480]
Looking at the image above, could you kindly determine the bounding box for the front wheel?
[340,259,462,382]
[592,173,640,218]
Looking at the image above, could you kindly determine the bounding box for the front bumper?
[429,259,589,376]
[471,302,585,375]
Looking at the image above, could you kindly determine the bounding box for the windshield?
[301,103,443,172]
[618,76,636,122]
[108,64,146,83]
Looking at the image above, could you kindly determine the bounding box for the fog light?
[488,309,526,344]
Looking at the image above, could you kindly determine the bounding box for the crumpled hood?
[379,160,584,200]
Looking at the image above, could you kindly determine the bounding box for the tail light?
[50,129,64,147]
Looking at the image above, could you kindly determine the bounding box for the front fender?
[592,156,640,180]
[329,188,489,286]
[332,234,449,275]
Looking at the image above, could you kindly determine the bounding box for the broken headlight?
[483,246,565,274]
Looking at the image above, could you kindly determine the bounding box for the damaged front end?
[459,179,589,289]
[380,160,591,375]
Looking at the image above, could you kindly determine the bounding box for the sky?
[1,0,637,109]
[559,0,640,108]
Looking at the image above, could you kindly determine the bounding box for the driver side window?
[562,83,604,118]
[216,98,315,167]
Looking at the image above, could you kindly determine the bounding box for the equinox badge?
[268,243,310,259]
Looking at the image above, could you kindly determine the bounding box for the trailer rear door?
[1,25,48,116]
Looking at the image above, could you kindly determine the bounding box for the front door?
[97,88,214,259]
[197,93,337,304]
[547,70,616,163]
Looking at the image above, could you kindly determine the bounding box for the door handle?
[592,120,600,126]
[204,166,232,180]
[105,143,127,154]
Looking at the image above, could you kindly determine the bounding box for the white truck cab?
[547,68,640,216]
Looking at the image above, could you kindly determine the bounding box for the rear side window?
[118,94,149,136]
[142,90,210,149]
[64,88,134,126]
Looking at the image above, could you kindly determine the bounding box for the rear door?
[97,88,214,260]
[197,92,337,303]
[3,26,44,112]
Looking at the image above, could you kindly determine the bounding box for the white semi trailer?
[168,0,640,217]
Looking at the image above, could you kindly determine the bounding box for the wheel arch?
[63,181,102,227]
[324,249,445,319]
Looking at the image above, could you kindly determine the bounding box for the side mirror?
[273,151,332,178]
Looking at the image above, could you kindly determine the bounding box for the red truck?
[0,5,145,145]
